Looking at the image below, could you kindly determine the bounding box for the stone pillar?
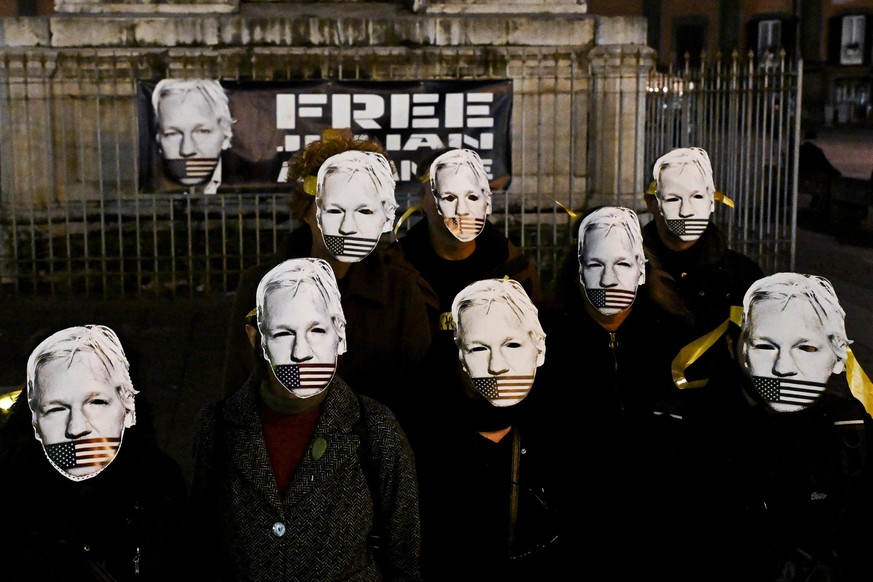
[587,16,653,212]
[54,0,238,15]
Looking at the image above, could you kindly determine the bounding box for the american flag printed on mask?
[472,376,534,403]
[586,288,636,311]
[446,217,485,236]
[44,437,121,470]
[323,235,378,259]
[666,218,709,237]
[274,363,336,391]
[164,158,218,181]
[752,376,826,407]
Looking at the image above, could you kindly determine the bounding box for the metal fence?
[0,47,590,297]
[0,46,800,297]
[645,49,802,274]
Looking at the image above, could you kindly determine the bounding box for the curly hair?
[286,129,391,221]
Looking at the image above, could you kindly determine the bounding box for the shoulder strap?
[351,395,384,552]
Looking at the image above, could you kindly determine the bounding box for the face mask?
[456,300,542,408]
[578,225,644,316]
[430,151,492,243]
[316,151,396,263]
[655,163,714,243]
[260,280,343,399]
[30,348,133,482]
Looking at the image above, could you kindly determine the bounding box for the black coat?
[721,384,873,582]
[0,400,189,582]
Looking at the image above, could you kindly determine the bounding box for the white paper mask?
[315,150,397,263]
[429,149,492,242]
[652,147,715,242]
[26,325,136,482]
[152,79,231,187]
[578,206,646,316]
[740,272,847,412]
[452,279,546,407]
[256,258,347,398]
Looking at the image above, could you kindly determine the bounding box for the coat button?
[272,522,286,537]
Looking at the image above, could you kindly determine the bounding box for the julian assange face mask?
[452,279,545,408]
[577,207,646,316]
[315,150,397,263]
[257,259,347,399]
[429,149,493,243]
[652,147,716,243]
[741,272,847,413]
[27,325,136,482]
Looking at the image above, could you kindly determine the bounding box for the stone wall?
[0,1,651,214]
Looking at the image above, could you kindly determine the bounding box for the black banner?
[137,79,513,196]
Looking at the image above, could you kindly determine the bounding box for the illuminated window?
[840,15,865,65]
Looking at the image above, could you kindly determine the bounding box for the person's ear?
[245,324,258,349]
[832,357,846,375]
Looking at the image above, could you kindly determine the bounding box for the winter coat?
[191,376,423,582]
[0,399,189,582]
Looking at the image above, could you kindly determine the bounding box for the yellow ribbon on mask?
[714,191,734,208]
[846,347,873,416]
[393,203,422,238]
[672,305,743,389]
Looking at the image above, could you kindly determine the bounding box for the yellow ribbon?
[672,305,743,389]
[302,175,317,196]
[714,191,734,208]
[554,200,579,221]
[846,347,873,417]
[393,203,422,238]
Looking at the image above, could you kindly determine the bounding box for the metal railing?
[0,47,800,297]
[645,49,802,273]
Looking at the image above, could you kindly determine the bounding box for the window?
[757,20,782,57]
[840,15,865,65]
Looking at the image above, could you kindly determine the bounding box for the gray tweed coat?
[191,376,423,582]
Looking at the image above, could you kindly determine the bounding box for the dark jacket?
[410,359,563,582]
[221,226,432,423]
[642,220,764,334]
[722,383,873,582]
[191,376,423,582]
[395,217,541,337]
[0,399,189,582]
[536,255,699,580]
[642,219,764,404]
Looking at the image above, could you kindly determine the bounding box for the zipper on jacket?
[608,332,623,412]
